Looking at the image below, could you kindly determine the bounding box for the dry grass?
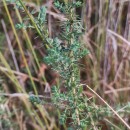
[0,0,130,130]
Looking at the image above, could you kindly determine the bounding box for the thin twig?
[107,29,130,47]
[82,84,130,129]
[0,93,50,99]
[0,66,45,84]
[1,19,19,72]
[1,19,25,87]
[104,118,122,130]
[105,87,130,94]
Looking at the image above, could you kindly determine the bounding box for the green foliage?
[44,1,90,128]
[13,0,129,129]
[54,0,82,13]
[6,0,23,9]
[38,6,47,24]
[15,0,108,129]
[29,94,42,104]
[3,0,130,129]
[15,5,47,31]
[0,84,17,129]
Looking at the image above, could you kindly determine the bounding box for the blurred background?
[0,0,130,130]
